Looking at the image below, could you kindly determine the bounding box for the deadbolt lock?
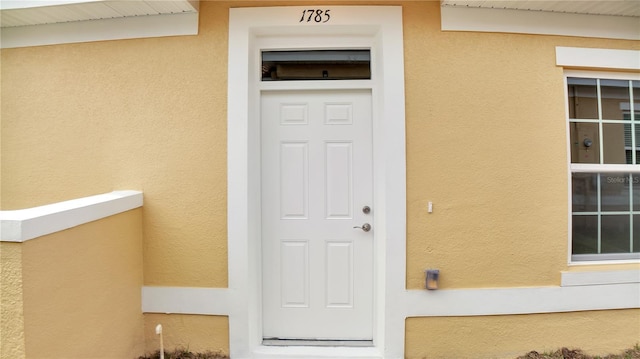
[362,206,371,214]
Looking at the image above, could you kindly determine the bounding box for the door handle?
[353,223,371,232]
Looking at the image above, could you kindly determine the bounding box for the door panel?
[261,90,373,340]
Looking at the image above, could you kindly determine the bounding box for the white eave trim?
[0,0,200,10]
[441,6,640,41]
[0,11,198,49]
[0,190,143,242]
[556,47,640,71]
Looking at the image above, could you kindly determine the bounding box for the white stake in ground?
[155,324,164,359]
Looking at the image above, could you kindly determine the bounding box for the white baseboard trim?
[142,286,229,316]
[403,283,639,317]
[0,190,143,242]
[141,282,640,318]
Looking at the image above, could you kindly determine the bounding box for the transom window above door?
[567,75,640,261]
[261,50,371,81]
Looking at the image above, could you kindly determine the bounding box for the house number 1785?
[299,9,331,23]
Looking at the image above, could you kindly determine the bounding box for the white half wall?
[0,190,143,242]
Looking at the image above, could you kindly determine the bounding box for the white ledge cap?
[1,190,143,242]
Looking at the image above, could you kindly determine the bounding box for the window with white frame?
[567,73,640,261]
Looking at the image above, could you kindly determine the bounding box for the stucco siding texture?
[1,1,637,293]
[19,209,145,358]
[1,1,639,358]
[0,243,26,359]
[2,2,638,292]
[406,309,640,359]
[401,2,639,289]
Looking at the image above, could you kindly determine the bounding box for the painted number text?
[299,9,331,23]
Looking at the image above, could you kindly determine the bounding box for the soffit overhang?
[0,0,199,48]
[0,0,198,28]
[441,0,639,40]
[441,0,640,17]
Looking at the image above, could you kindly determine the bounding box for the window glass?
[568,75,639,260]
[634,215,640,253]
[627,125,639,164]
[572,173,597,212]
[600,173,630,211]
[569,123,599,164]
[600,79,629,120]
[601,215,630,253]
[572,215,598,254]
[567,78,598,119]
[262,50,371,81]
[633,174,640,211]
[602,123,631,164]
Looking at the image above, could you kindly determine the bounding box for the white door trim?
[227,6,406,358]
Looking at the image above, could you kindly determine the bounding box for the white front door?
[261,89,374,340]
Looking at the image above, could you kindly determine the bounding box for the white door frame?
[227,6,407,358]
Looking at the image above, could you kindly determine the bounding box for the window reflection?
[634,215,640,253]
[601,215,630,253]
[602,123,631,164]
[633,174,640,212]
[262,50,371,81]
[600,173,630,211]
[572,215,598,254]
[569,123,599,164]
[568,78,598,119]
[600,79,630,120]
[568,78,638,165]
[572,173,597,212]
[568,76,639,258]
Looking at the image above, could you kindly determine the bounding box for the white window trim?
[557,48,640,72]
[561,270,640,286]
[561,64,640,265]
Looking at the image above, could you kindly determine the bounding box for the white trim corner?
[556,47,640,71]
[0,190,143,242]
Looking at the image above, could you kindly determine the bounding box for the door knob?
[353,223,371,232]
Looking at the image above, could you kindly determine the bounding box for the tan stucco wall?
[0,243,26,359]
[401,1,639,289]
[1,5,639,357]
[18,209,145,358]
[0,1,230,288]
[143,314,229,355]
[2,2,638,293]
[406,309,640,359]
